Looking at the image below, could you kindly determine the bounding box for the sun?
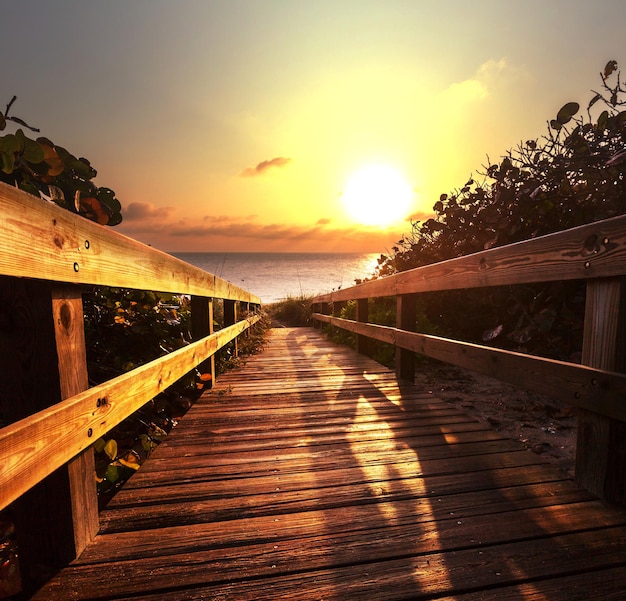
[341,165,414,227]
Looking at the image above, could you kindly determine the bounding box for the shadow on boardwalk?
[32,327,626,600]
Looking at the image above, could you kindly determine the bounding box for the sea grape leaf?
[22,136,44,164]
[38,139,64,176]
[107,212,123,226]
[1,150,15,174]
[604,60,618,79]
[105,464,119,483]
[103,438,118,460]
[588,93,602,111]
[97,187,122,213]
[118,452,140,470]
[18,181,40,196]
[80,196,111,225]
[556,102,579,125]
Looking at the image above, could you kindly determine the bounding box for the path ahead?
[34,327,626,600]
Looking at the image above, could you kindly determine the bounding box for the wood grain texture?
[0,315,259,511]
[52,285,99,556]
[576,278,626,503]
[313,214,626,303]
[0,182,260,303]
[32,328,626,600]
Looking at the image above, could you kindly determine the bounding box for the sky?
[2,0,625,253]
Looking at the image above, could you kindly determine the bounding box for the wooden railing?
[312,214,626,506]
[0,182,261,593]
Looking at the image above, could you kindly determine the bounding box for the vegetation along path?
[34,327,626,600]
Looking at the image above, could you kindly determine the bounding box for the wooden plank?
[29,328,626,601]
[96,451,552,532]
[576,277,626,504]
[52,285,99,556]
[109,442,551,500]
[36,511,626,600]
[0,181,260,303]
[313,213,626,302]
[0,316,258,511]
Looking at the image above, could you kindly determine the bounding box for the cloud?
[116,201,401,252]
[123,201,178,222]
[443,58,513,105]
[240,156,292,177]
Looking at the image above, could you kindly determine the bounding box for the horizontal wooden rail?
[313,314,626,423]
[314,214,626,303]
[0,182,260,303]
[0,315,259,512]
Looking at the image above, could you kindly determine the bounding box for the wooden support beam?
[396,294,416,382]
[0,278,96,596]
[355,298,371,356]
[224,299,238,358]
[312,303,321,328]
[576,277,626,505]
[191,296,216,388]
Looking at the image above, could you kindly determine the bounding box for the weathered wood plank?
[313,213,626,302]
[576,277,626,504]
[0,181,260,302]
[31,328,626,601]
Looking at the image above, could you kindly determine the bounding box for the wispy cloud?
[240,156,292,177]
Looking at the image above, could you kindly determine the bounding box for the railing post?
[396,294,417,382]
[241,302,251,338]
[356,298,371,356]
[331,300,345,336]
[224,299,238,358]
[576,277,626,505]
[0,278,97,596]
[312,302,321,328]
[191,296,216,387]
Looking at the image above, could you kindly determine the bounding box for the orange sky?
[3,1,625,253]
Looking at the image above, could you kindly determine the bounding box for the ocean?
[172,252,380,304]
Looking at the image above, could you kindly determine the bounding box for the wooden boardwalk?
[34,328,626,600]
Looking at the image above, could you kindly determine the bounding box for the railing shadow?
[283,327,613,599]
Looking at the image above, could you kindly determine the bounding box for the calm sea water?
[173,252,380,304]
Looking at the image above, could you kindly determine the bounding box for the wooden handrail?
[0,182,260,302]
[313,214,626,302]
[311,214,626,505]
[312,314,626,422]
[0,181,262,592]
[0,316,258,512]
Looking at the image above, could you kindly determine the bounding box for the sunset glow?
[2,2,622,252]
[341,165,414,227]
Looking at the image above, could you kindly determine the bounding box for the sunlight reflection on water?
[173,252,379,303]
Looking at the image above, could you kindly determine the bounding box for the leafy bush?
[267,295,314,326]
[369,61,626,361]
[0,96,122,226]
